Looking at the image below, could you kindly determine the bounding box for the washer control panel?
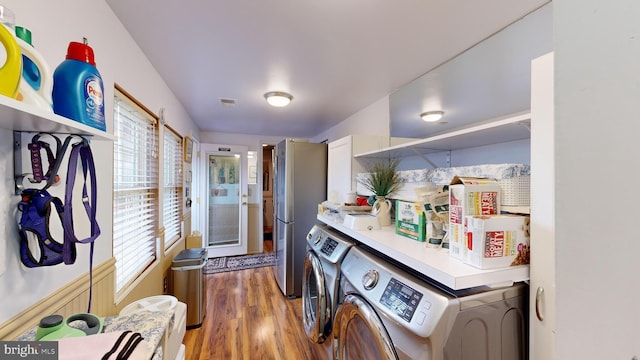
[340,246,453,338]
[380,278,424,322]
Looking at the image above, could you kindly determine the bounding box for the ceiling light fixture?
[420,110,444,122]
[264,91,293,107]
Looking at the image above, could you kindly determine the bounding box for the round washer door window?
[333,293,398,360]
[302,250,331,343]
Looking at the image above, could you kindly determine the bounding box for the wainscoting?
[0,258,116,340]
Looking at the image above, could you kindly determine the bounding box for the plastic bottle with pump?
[14,26,53,112]
[52,38,105,131]
[0,5,22,99]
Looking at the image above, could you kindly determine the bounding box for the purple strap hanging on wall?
[62,139,101,312]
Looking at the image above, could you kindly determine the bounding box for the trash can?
[171,248,207,328]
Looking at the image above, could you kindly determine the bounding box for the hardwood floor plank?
[184,265,331,360]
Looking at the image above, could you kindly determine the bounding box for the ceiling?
[105,0,551,138]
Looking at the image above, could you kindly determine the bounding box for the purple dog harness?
[17,134,100,311]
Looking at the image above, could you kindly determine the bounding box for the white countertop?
[317,213,529,290]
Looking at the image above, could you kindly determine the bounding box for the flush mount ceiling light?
[264,91,293,107]
[420,110,445,122]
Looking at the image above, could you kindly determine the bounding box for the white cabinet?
[529,52,555,360]
[327,135,388,203]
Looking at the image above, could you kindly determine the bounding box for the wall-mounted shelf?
[354,111,531,160]
[0,95,115,141]
[3,95,115,194]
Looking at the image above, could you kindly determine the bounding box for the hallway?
[183,264,331,360]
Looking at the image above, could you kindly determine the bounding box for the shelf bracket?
[410,148,439,169]
[13,131,25,195]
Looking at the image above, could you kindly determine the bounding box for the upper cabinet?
[388,3,551,143]
[327,135,389,203]
[0,95,114,140]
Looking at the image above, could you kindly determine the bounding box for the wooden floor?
[183,240,331,360]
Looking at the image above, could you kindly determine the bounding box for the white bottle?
[15,26,53,112]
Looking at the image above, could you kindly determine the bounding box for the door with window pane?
[201,143,248,257]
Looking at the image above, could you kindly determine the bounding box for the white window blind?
[163,126,183,249]
[113,87,159,293]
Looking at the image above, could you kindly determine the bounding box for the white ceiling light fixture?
[420,110,444,122]
[264,91,293,107]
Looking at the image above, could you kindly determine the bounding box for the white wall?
[555,1,640,359]
[0,0,199,323]
[312,95,390,143]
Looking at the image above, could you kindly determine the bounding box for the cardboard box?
[465,215,530,269]
[395,200,426,241]
[448,176,501,260]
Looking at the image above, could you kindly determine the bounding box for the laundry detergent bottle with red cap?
[52,38,105,131]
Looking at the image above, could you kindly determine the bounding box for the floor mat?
[204,253,276,274]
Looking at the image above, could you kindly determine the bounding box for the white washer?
[302,223,355,344]
[333,246,528,360]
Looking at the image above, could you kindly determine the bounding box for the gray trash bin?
[171,248,207,328]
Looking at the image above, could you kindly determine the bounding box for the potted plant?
[359,158,401,226]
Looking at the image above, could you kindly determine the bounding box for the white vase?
[372,196,392,227]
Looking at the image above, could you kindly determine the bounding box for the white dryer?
[302,223,355,344]
[333,246,528,360]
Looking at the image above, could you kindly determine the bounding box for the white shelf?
[502,206,531,214]
[354,111,531,159]
[0,95,115,140]
[318,214,529,290]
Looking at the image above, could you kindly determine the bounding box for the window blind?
[113,88,159,293]
[163,126,183,249]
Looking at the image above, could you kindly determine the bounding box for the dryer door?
[302,251,331,343]
[333,293,398,360]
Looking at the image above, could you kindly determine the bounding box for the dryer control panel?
[306,224,355,264]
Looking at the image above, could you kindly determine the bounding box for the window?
[113,86,159,293]
[163,126,183,249]
[247,151,257,185]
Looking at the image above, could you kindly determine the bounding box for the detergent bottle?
[14,26,53,112]
[52,38,105,131]
[0,5,21,99]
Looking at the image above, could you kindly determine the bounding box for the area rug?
[204,253,276,274]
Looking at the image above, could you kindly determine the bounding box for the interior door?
[201,143,248,258]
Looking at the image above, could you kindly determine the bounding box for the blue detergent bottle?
[52,38,105,131]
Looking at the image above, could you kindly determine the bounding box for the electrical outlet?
[163,277,168,293]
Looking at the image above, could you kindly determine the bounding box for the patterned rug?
[204,253,276,274]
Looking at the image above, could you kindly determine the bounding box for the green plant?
[359,158,401,197]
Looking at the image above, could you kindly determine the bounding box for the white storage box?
[448,177,501,260]
[465,215,530,269]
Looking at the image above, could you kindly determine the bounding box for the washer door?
[302,250,331,343]
[333,293,398,360]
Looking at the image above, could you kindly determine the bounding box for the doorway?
[201,143,249,258]
[262,145,275,253]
